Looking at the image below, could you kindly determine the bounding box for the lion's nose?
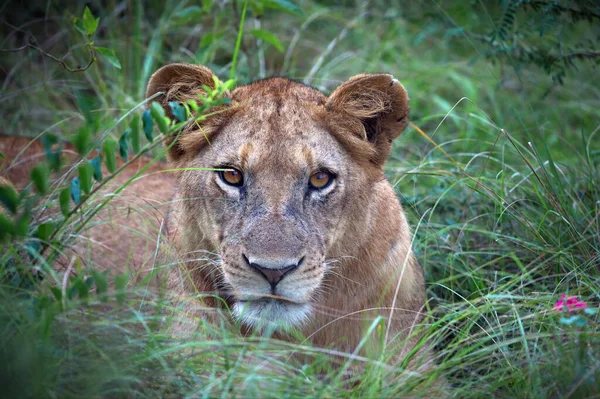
[244,255,302,289]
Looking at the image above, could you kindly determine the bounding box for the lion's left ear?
[146,63,228,118]
[145,63,232,163]
[325,74,409,165]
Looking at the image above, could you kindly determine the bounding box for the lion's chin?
[232,299,311,331]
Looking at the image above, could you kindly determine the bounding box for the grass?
[1,1,599,398]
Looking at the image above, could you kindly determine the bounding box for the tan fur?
[1,65,427,365]
[147,64,427,359]
[0,136,174,276]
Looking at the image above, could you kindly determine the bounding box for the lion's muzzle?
[244,254,303,289]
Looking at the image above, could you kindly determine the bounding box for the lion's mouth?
[232,297,311,330]
[237,292,303,304]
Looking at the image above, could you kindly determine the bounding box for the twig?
[0,35,96,72]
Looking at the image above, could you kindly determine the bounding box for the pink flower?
[553,294,588,312]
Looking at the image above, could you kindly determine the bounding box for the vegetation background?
[0,0,598,398]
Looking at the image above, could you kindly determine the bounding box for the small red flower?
[553,294,588,312]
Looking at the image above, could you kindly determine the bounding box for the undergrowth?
[1,1,598,398]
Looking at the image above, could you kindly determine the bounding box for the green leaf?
[72,18,87,36]
[186,99,199,112]
[198,33,217,50]
[37,222,55,242]
[169,102,187,122]
[82,6,99,36]
[14,213,30,237]
[0,184,19,214]
[59,187,71,216]
[0,214,13,241]
[31,164,49,195]
[560,315,588,327]
[249,29,284,52]
[115,273,128,305]
[174,6,205,25]
[175,5,203,17]
[202,0,212,12]
[150,102,169,133]
[103,137,117,173]
[76,92,97,123]
[71,177,81,205]
[41,134,62,171]
[91,270,109,301]
[130,115,141,153]
[78,162,94,195]
[119,130,130,161]
[50,286,62,302]
[142,110,154,142]
[76,278,90,301]
[73,125,92,155]
[261,0,303,16]
[250,2,265,16]
[95,47,121,69]
[91,155,102,182]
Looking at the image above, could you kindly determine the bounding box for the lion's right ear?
[146,63,231,162]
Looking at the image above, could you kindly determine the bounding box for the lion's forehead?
[213,105,346,173]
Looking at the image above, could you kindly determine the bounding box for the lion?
[0,136,174,274]
[146,64,427,360]
[0,64,429,369]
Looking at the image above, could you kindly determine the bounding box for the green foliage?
[94,47,122,69]
[59,187,70,216]
[142,110,154,142]
[90,155,103,181]
[0,184,19,214]
[77,162,94,195]
[30,164,49,195]
[250,29,285,52]
[150,102,169,133]
[471,1,598,84]
[102,137,117,173]
[72,7,122,71]
[70,177,81,205]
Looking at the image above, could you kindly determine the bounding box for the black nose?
[244,255,302,289]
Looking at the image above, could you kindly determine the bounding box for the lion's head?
[146,64,418,334]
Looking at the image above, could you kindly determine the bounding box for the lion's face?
[147,64,410,330]
[178,87,362,329]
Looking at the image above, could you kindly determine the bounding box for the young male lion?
[147,64,428,361]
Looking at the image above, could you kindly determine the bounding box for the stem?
[230,0,248,80]
[0,39,96,73]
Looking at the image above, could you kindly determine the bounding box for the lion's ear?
[146,63,231,162]
[325,74,409,165]
[146,63,229,117]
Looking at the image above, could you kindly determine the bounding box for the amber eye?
[219,168,244,187]
[309,171,334,190]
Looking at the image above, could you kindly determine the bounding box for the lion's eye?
[219,168,244,187]
[309,171,334,190]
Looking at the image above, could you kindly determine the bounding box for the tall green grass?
[1,1,598,398]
